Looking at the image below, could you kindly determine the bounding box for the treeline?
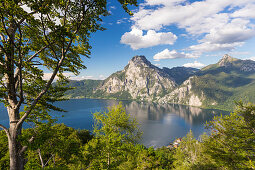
[1,102,255,169]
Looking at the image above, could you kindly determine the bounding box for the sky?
[57,0,255,80]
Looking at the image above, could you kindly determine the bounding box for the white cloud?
[144,0,185,6]
[132,0,254,33]
[69,76,95,81]
[43,73,97,81]
[231,4,255,18]
[154,63,161,66]
[128,0,255,54]
[117,18,128,24]
[153,49,199,61]
[43,73,74,80]
[120,28,177,50]
[183,61,205,68]
[110,6,116,9]
[99,75,106,80]
[248,56,255,61]
[189,42,244,53]
[201,18,255,44]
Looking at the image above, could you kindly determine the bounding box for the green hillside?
[65,79,103,99]
[191,55,255,110]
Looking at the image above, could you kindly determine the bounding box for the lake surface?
[0,98,228,147]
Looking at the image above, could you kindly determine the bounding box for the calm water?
[0,98,228,147]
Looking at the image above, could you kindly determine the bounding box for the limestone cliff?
[97,56,177,101]
[158,76,204,107]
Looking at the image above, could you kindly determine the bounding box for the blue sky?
[65,0,255,80]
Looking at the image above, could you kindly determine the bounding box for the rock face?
[218,54,237,67]
[68,54,255,109]
[216,54,255,72]
[158,76,204,107]
[98,56,177,101]
[95,55,204,106]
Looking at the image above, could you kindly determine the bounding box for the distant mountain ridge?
[66,54,255,111]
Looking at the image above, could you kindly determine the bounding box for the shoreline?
[62,96,232,112]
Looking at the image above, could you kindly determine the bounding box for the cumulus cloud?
[128,0,255,54]
[231,4,255,18]
[201,18,255,44]
[189,42,244,53]
[183,61,205,68]
[132,0,254,33]
[144,0,186,6]
[153,49,199,61]
[120,28,177,50]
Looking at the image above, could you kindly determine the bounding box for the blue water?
[0,98,228,147]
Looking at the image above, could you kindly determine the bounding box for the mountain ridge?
[66,55,255,111]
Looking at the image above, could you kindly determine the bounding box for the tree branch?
[16,52,65,128]
[0,124,10,137]
[16,0,97,129]
[19,136,35,155]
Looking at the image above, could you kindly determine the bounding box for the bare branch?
[37,149,44,168]
[45,154,55,167]
[0,124,10,137]
[19,136,35,155]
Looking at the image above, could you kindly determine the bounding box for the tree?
[0,123,94,169]
[81,103,142,169]
[202,102,255,169]
[0,0,137,169]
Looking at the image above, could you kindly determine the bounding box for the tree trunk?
[8,107,24,170]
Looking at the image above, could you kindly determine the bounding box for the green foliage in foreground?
[0,102,255,169]
[173,102,255,169]
[0,104,174,169]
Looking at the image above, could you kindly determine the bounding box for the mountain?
[95,55,177,101]
[175,54,255,110]
[66,54,255,111]
[162,67,198,85]
[65,79,103,99]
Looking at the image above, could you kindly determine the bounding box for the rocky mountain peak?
[218,54,237,67]
[128,55,153,68]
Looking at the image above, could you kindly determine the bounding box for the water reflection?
[119,101,228,147]
[0,99,228,148]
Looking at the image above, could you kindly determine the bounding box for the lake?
[0,98,228,148]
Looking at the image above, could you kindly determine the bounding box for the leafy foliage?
[173,102,255,169]
[202,102,255,169]
[0,0,137,169]
[81,103,142,169]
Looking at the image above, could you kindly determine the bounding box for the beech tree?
[82,103,142,169]
[0,0,137,169]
